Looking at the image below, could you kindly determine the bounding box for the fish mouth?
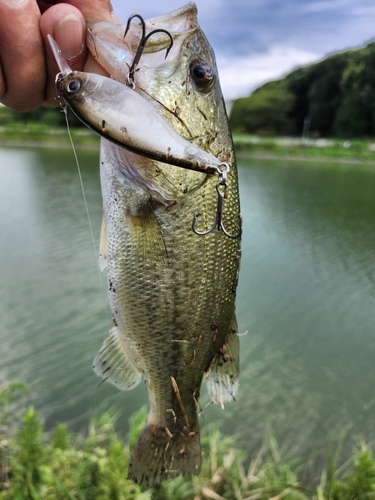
[144,2,198,34]
[86,2,199,77]
[139,3,198,61]
[85,2,213,200]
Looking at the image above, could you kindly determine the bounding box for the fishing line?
[62,107,98,265]
[62,107,110,317]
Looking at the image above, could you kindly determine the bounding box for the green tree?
[230,40,375,139]
[305,55,348,136]
[333,43,375,137]
[230,80,295,136]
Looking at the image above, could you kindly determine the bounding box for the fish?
[49,35,220,176]
[52,2,242,487]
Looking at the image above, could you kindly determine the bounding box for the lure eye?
[66,80,81,93]
[190,60,214,91]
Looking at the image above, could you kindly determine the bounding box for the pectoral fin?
[99,215,107,272]
[127,208,168,268]
[205,315,239,407]
[93,327,142,390]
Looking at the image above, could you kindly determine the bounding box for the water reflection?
[227,159,375,459]
[1,148,375,463]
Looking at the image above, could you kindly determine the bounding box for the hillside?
[229,41,375,138]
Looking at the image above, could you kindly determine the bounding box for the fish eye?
[193,65,206,79]
[190,60,215,91]
[66,80,81,93]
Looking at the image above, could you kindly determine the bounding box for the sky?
[111,0,375,101]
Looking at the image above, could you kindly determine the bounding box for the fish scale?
[52,2,241,487]
[101,136,239,430]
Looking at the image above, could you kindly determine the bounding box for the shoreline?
[1,138,375,165]
[236,150,375,165]
[0,139,99,151]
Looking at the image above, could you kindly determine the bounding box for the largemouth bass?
[55,2,242,487]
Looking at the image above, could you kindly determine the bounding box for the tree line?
[0,101,84,128]
[229,41,375,138]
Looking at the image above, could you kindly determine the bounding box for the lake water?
[1,146,375,467]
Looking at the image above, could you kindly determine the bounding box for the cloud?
[216,45,320,100]
[109,0,375,100]
[352,6,375,15]
[299,0,350,14]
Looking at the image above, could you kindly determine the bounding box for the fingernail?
[53,14,84,60]
[2,0,27,5]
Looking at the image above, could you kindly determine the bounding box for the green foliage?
[333,45,375,137]
[0,381,28,427]
[150,426,311,500]
[1,404,147,500]
[2,383,375,499]
[329,445,375,500]
[282,53,349,137]
[0,105,86,128]
[0,108,100,147]
[128,406,147,451]
[232,134,375,162]
[230,41,375,139]
[230,80,295,136]
[11,408,44,499]
[51,424,69,451]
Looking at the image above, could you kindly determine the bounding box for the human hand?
[0,0,115,111]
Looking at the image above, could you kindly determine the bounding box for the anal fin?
[93,327,142,390]
[205,315,239,407]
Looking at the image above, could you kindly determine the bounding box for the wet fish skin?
[87,2,242,487]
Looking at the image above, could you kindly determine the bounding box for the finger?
[62,0,120,73]
[40,4,86,107]
[0,0,45,111]
[41,0,114,22]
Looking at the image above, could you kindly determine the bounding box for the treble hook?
[124,14,174,89]
[192,163,242,239]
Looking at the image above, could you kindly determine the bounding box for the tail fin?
[128,423,201,487]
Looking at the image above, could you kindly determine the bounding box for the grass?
[1,382,375,499]
[233,134,375,163]
[0,115,374,164]
[0,120,100,149]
